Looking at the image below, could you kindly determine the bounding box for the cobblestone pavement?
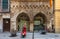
[0,32,60,39]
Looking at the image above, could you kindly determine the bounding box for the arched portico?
[16,12,30,32]
[10,11,53,32]
[33,12,47,32]
[33,12,54,32]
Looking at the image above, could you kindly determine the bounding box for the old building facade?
[0,0,59,33]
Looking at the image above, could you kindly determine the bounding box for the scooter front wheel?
[22,35,26,38]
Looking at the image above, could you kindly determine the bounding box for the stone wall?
[10,0,53,32]
[0,0,54,32]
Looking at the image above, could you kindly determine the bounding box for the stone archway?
[16,12,30,32]
[34,12,47,32]
[10,11,30,32]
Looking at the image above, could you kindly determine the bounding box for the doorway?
[3,18,10,32]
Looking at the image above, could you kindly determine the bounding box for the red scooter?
[21,26,26,38]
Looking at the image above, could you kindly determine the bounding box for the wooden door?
[3,18,10,32]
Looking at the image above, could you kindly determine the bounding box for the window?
[2,0,8,9]
[0,0,9,12]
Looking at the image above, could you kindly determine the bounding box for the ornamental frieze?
[11,2,50,10]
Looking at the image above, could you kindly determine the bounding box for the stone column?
[30,22,34,32]
[29,12,34,32]
[10,18,16,32]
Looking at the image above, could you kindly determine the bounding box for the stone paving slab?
[0,32,60,39]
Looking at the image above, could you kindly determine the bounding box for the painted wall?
[55,0,60,33]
